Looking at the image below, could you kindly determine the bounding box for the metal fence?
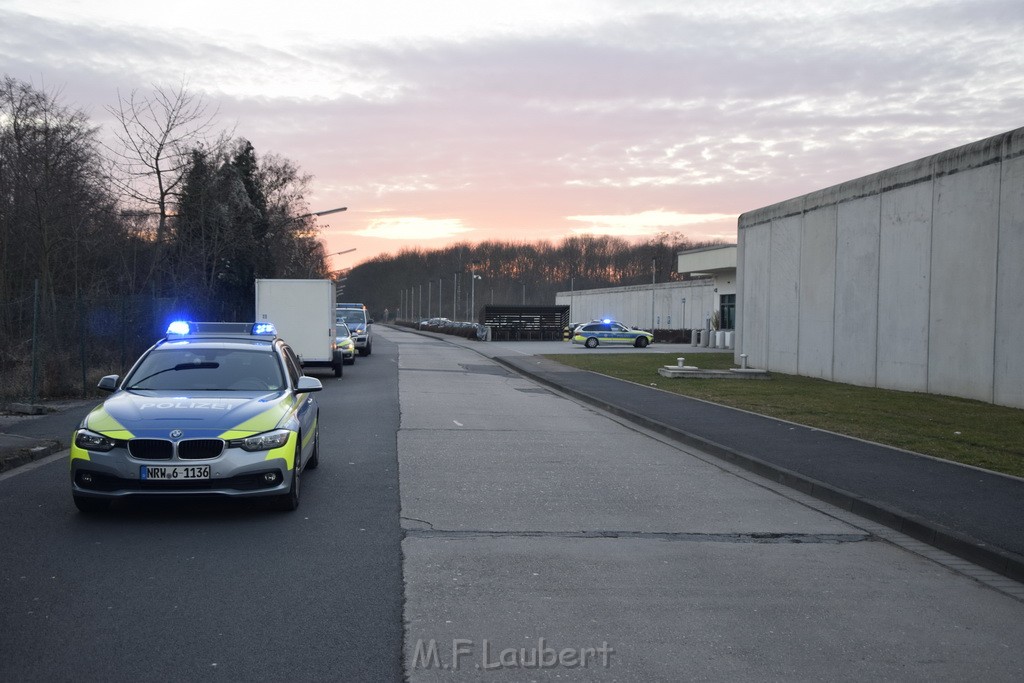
[0,287,184,402]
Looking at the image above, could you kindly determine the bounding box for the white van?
[336,303,373,356]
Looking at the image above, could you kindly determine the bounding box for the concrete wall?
[737,127,1024,408]
[555,278,733,331]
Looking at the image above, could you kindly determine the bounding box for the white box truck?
[255,278,342,377]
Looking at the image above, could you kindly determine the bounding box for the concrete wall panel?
[797,206,837,379]
[927,165,1000,402]
[994,154,1024,408]
[739,126,1024,408]
[767,217,801,373]
[741,224,771,367]
[877,182,932,391]
[833,196,881,386]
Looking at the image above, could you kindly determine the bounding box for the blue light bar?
[166,321,191,336]
[251,322,277,336]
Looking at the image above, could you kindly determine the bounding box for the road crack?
[403,529,874,544]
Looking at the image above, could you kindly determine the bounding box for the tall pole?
[470,266,476,323]
[651,257,656,331]
[30,278,40,404]
[438,278,443,319]
[428,281,432,318]
[453,272,458,320]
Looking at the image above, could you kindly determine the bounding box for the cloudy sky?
[3,0,1022,267]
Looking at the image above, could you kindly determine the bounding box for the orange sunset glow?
[4,1,1022,267]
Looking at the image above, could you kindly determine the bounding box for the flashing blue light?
[251,322,277,336]
[602,318,612,324]
[166,321,191,335]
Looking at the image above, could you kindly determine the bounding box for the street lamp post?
[470,270,482,322]
[299,206,347,219]
[651,257,656,331]
[326,247,356,297]
[452,272,458,321]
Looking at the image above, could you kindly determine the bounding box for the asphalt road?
[0,340,404,682]
[4,327,1024,681]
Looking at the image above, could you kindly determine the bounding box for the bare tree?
[105,82,222,283]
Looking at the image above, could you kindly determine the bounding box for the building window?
[720,294,736,330]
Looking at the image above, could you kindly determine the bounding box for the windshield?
[336,310,366,328]
[336,322,351,337]
[125,347,284,391]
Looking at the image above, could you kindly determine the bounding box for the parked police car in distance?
[336,303,372,356]
[335,321,356,365]
[572,319,654,348]
[70,321,322,513]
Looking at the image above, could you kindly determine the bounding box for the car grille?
[128,439,173,460]
[178,439,224,460]
[127,438,224,460]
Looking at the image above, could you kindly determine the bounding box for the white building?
[737,126,1024,409]
[554,245,737,333]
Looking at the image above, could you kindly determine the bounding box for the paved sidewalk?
[483,352,1024,582]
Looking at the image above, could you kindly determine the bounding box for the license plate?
[140,465,211,480]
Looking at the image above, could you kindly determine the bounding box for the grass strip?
[543,352,1024,479]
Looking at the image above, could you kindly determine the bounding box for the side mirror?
[295,376,323,393]
[97,375,119,393]
[368,319,375,324]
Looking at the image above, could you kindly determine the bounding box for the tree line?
[0,76,328,397]
[1,74,725,398]
[344,233,725,322]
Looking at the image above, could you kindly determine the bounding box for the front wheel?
[584,337,599,349]
[635,337,650,348]
[271,440,301,511]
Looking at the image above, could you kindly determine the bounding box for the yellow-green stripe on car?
[70,442,91,465]
[265,431,298,469]
[301,414,318,451]
[71,406,136,467]
[84,406,135,440]
[218,396,299,440]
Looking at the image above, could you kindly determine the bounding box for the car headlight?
[234,429,291,452]
[75,429,118,452]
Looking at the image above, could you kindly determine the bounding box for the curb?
[0,439,64,473]
[491,355,1024,584]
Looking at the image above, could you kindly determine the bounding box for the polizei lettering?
[138,401,235,410]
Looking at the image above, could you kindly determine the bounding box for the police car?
[70,321,321,513]
[571,319,654,348]
[335,321,357,365]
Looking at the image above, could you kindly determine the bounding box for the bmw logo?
[169,429,183,439]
